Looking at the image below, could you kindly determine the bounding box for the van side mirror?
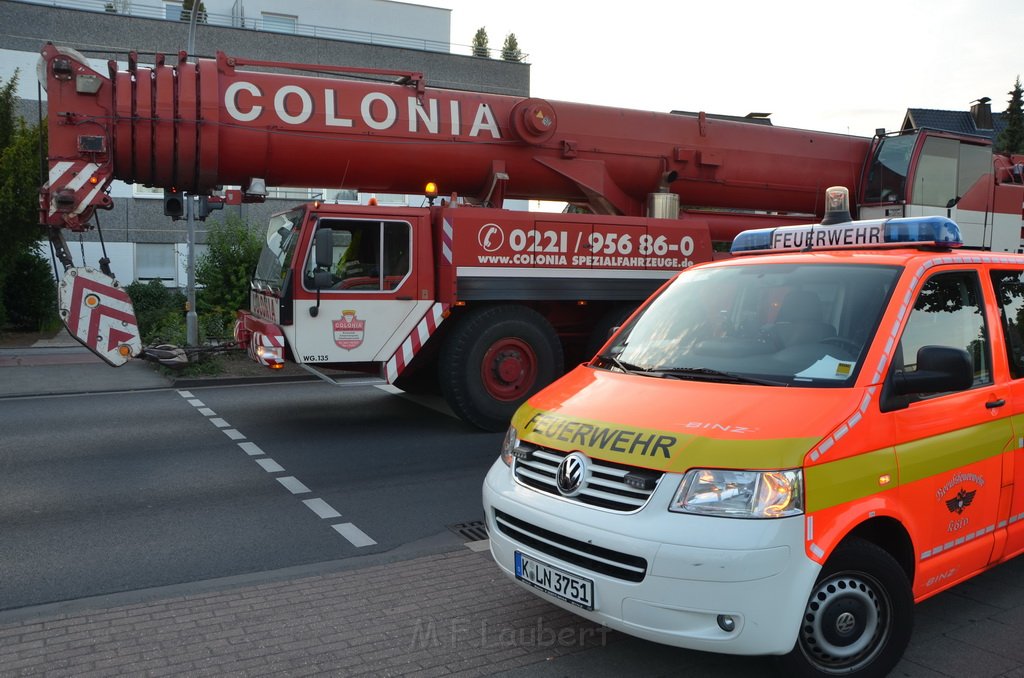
[892,346,973,396]
[314,228,334,269]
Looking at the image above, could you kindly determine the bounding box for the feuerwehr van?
[483,187,1024,676]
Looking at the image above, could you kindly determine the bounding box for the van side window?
[897,271,990,386]
[991,270,1024,378]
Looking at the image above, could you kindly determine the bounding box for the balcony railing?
[16,0,466,54]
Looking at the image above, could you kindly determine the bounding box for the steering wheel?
[821,336,861,355]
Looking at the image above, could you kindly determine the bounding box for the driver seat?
[770,290,836,347]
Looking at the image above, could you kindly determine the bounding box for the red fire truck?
[38,43,1024,429]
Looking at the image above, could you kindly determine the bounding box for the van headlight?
[670,468,803,518]
[499,426,519,466]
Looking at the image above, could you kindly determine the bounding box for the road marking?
[277,476,311,494]
[332,523,377,547]
[176,389,376,548]
[255,458,285,473]
[238,442,264,456]
[303,498,342,519]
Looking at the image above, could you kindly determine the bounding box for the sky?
[435,0,1023,139]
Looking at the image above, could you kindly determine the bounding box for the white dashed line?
[332,523,377,547]
[277,476,311,494]
[255,458,285,473]
[238,442,264,456]
[178,389,376,547]
[303,498,342,519]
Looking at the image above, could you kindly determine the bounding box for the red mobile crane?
[38,44,1024,430]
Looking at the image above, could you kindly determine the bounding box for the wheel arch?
[841,516,916,585]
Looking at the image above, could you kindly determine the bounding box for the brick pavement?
[0,546,615,677]
[6,541,1024,676]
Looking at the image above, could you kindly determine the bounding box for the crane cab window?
[306,218,411,292]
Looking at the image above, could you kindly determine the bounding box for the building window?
[133,184,164,199]
[262,13,297,34]
[268,186,317,200]
[372,193,407,206]
[165,2,182,20]
[137,243,177,282]
[334,189,359,203]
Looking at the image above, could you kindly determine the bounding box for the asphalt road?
[0,380,502,611]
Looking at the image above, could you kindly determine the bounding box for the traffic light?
[163,188,184,220]
[197,195,224,220]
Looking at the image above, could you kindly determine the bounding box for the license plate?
[515,551,594,611]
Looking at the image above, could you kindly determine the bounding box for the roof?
[903,108,1009,142]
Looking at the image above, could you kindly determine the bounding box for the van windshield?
[599,263,901,387]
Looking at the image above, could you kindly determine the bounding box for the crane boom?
[40,43,871,232]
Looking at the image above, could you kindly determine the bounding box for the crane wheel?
[440,305,563,431]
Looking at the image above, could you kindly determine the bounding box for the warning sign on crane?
[58,267,142,367]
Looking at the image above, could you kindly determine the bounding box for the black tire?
[777,538,913,678]
[392,365,440,395]
[440,305,563,431]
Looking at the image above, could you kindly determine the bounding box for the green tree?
[196,214,262,340]
[3,251,57,330]
[997,76,1024,155]
[125,278,186,345]
[0,71,53,330]
[501,33,522,62]
[472,27,490,58]
[180,0,208,24]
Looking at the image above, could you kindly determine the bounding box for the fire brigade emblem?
[333,309,365,350]
[945,488,976,515]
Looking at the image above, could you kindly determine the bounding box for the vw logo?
[556,452,588,497]
[835,612,857,636]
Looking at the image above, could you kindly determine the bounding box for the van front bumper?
[482,459,822,656]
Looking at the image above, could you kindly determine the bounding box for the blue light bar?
[731,216,963,255]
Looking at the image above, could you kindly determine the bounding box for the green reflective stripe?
[805,449,897,513]
[513,405,817,473]
[896,419,1011,486]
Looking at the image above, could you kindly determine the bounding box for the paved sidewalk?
[0,329,171,398]
[0,548,617,677]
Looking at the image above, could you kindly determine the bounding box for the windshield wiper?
[656,367,788,386]
[594,353,653,376]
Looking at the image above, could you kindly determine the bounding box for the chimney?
[971,97,993,130]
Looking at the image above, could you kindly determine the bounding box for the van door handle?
[986,399,1006,409]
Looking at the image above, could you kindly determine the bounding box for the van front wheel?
[777,538,913,677]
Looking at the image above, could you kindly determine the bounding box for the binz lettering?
[224,80,502,139]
